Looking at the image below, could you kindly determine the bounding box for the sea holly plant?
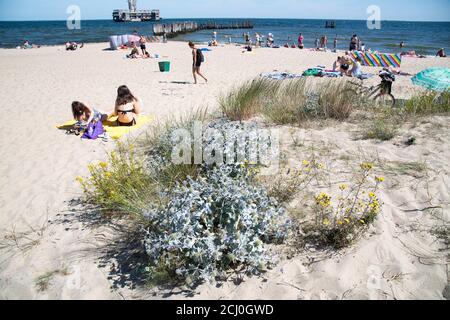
[142,164,291,287]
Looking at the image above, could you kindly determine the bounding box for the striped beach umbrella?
[411,67,450,92]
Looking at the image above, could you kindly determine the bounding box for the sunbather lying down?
[385,67,413,76]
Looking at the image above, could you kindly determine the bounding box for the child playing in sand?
[111,85,141,127]
[71,101,107,132]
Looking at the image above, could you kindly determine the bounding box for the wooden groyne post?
[153,21,254,38]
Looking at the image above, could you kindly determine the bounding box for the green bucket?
[158,61,170,72]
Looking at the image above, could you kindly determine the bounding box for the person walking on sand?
[333,36,338,52]
[189,42,207,84]
[315,38,320,50]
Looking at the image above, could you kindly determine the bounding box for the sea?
[0,18,449,55]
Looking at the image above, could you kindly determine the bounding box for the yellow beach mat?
[57,115,154,140]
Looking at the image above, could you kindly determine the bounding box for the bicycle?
[343,70,396,108]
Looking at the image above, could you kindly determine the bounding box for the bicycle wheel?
[374,93,396,108]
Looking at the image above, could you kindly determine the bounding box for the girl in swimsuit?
[71,101,107,130]
[111,86,141,127]
[189,41,208,85]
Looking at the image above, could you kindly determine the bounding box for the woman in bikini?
[71,101,107,127]
[189,41,208,84]
[111,85,141,126]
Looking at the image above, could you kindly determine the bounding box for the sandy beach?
[0,41,449,300]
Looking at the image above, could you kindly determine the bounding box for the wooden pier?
[153,21,254,38]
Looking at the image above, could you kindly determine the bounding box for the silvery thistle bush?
[143,165,290,286]
[142,120,290,286]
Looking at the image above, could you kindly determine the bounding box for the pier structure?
[113,0,161,22]
[153,21,254,38]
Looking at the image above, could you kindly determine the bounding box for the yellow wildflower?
[360,162,374,171]
[105,172,112,177]
[337,220,343,225]
[375,176,385,183]
[339,184,348,191]
[302,160,310,166]
[323,218,330,226]
[315,192,331,208]
[369,192,376,198]
[75,176,84,183]
[344,218,350,224]
[99,161,108,169]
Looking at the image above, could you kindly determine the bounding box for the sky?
[0,0,449,21]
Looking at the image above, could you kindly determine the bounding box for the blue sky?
[0,0,449,21]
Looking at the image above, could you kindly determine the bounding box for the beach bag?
[82,121,104,140]
[302,68,322,77]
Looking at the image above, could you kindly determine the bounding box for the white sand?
[0,41,449,299]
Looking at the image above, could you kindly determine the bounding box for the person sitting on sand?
[127,42,140,59]
[189,42,208,84]
[333,56,344,72]
[111,85,141,127]
[436,48,447,57]
[71,101,108,131]
[66,42,78,51]
[350,56,362,77]
[23,41,33,49]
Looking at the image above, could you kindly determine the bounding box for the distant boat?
[325,21,336,28]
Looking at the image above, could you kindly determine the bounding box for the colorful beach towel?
[351,51,402,68]
[57,115,154,140]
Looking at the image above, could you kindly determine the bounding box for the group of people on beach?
[332,52,363,77]
[126,36,151,58]
[71,85,141,133]
[66,42,83,51]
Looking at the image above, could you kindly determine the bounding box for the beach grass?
[221,78,365,126]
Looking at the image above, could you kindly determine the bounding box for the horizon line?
[1,17,449,23]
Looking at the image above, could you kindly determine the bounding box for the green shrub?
[360,117,397,141]
[77,141,157,217]
[404,90,450,116]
